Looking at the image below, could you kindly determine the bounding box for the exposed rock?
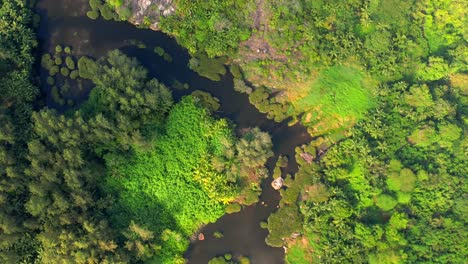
[271,177,284,190]
[291,232,300,239]
[125,0,175,30]
[300,152,314,164]
[198,233,205,241]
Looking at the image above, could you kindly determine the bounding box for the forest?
[1,1,274,263]
[0,0,466,263]
[94,0,466,263]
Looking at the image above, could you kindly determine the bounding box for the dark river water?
[35,1,311,263]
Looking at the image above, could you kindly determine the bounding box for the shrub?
[69,70,79,79]
[244,189,260,205]
[65,57,75,69]
[163,53,173,63]
[118,7,132,21]
[225,203,241,214]
[86,10,100,20]
[60,67,70,77]
[46,76,55,85]
[376,194,398,211]
[64,46,72,54]
[41,53,54,70]
[78,56,98,79]
[213,231,224,238]
[99,4,116,20]
[208,257,229,264]
[89,0,102,10]
[239,256,251,264]
[51,86,64,105]
[55,45,63,53]
[188,53,227,81]
[172,80,189,90]
[154,46,165,56]
[233,78,253,94]
[49,65,59,76]
[191,90,220,112]
[54,57,62,65]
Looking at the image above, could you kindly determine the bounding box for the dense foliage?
[267,77,467,262]
[108,0,466,146]
[2,11,274,260]
[0,0,39,262]
[31,50,272,263]
[2,0,467,263]
[112,2,466,261]
[261,0,466,262]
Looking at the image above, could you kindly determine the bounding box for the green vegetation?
[209,255,251,264]
[188,52,227,81]
[3,0,467,263]
[191,90,221,112]
[2,17,274,260]
[291,66,375,136]
[0,1,39,262]
[77,56,99,79]
[213,231,224,239]
[54,56,62,65]
[60,67,70,76]
[55,44,62,53]
[266,78,467,262]
[159,0,254,57]
[65,56,75,69]
[225,203,241,214]
[87,0,119,21]
[153,46,173,62]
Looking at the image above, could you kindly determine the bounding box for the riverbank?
[35,0,312,262]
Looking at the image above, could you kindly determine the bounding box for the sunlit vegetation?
[3,0,467,263]
[2,7,274,259]
[290,65,375,137]
[159,0,255,57]
[266,79,467,262]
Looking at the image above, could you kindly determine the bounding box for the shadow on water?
[36,0,312,263]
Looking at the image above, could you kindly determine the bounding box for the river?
[35,0,311,263]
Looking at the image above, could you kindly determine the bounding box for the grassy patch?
[293,65,374,120]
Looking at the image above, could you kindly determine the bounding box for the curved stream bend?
[36,1,312,262]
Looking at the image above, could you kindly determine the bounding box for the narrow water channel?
[35,1,312,263]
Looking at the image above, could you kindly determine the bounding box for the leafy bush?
[77,56,98,79]
[188,52,227,81]
[60,67,69,77]
[49,65,59,76]
[225,203,241,214]
[54,57,62,65]
[69,70,79,79]
[65,56,75,69]
[41,53,54,70]
[46,76,55,85]
[86,10,99,19]
[55,44,62,53]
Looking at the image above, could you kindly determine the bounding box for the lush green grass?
[286,245,309,264]
[102,97,238,262]
[293,65,374,120]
